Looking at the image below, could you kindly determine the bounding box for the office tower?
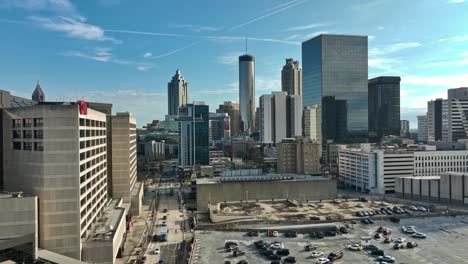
[167,69,189,116]
[216,101,241,136]
[302,34,368,143]
[209,112,230,142]
[277,137,321,174]
[178,102,209,166]
[304,105,322,142]
[427,98,446,141]
[448,87,468,142]
[400,120,410,138]
[368,76,401,142]
[110,112,137,202]
[239,54,255,134]
[281,58,302,96]
[32,81,45,102]
[287,95,303,138]
[3,103,108,259]
[417,115,428,142]
[259,92,287,144]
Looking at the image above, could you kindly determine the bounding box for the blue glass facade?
[302,34,368,143]
[178,103,209,166]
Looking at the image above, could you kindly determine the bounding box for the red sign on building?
[77,100,88,115]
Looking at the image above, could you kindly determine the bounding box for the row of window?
[80,154,106,173]
[80,138,106,149]
[12,118,43,128]
[79,118,106,128]
[13,130,43,139]
[79,129,106,138]
[13,142,43,151]
[80,146,106,161]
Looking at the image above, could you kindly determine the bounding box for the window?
[13,130,21,139]
[34,130,43,139]
[13,119,22,128]
[13,142,21,150]
[80,130,85,138]
[34,142,44,151]
[34,118,43,127]
[80,118,85,126]
[23,142,32,151]
[23,130,32,139]
[23,118,32,128]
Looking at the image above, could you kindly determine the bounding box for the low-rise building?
[277,137,320,174]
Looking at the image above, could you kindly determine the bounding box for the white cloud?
[284,34,299,40]
[256,78,281,91]
[455,35,468,42]
[425,52,468,67]
[0,0,76,14]
[286,22,331,31]
[217,52,241,66]
[368,58,404,75]
[151,41,201,59]
[143,52,152,58]
[169,24,218,32]
[377,26,384,31]
[137,66,152,71]
[302,31,329,41]
[401,74,468,87]
[30,16,120,43]
[449,0,464,3]
[369,42,421,56]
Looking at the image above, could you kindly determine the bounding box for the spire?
[245,37,248,54]
[32,81,45,102]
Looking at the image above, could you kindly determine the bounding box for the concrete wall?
[130,181,143,216]
[197,179,337,211]
[429,179,439,202]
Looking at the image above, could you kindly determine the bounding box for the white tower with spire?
[167,69,189,116]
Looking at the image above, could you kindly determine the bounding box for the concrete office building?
[239,54,255,134]
[417,115,428,142]
[167,69,189,116]
[277,137,321,175]
[2,103,108,259]
[281,58,302,96]
[178,102,209,166]
[31,81,45,102]
[196,174,336,211]
[0,192,38,262]
[302,34,368,143]
[400,120,410,138]
[396,172,468,205]
[144,140,165,161]
[448,87,468,142]
[304,105,321,143]
[110,112,137,203]
[217,101,241,137]
[287,95,303,138]
[413,148,468,177]
[368,76,401,142]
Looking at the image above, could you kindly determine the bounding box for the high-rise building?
[239,54,255,134]
[448,87,468,142]
[302,34,368,143]
[3,103,108,259]
[110,112,137,203]
[259,92,301,144]
[209,112,230,142]
[427,98,447,141]
[277,137,321,174]
[178,102,209,166]
[304,105,322,143]
[216,101,241,136]
[400,120,410,138]
[281,58,302,96]
[32,81,45,102]
[417,115,428,142]
[368,76,401,142]
[167,69,189,116]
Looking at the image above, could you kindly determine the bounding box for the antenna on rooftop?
[245,36,248,54]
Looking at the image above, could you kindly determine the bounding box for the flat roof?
[197,174,331,184]
[86,199,124,242]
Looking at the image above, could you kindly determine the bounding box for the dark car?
[368,218,375,224]
[162,215,167,220]
[267,254,281,261]
[285,231,297,237]
[390,217,400,223]
[407,241,418,248]
[325,230,336,237]
[393,243,404,250]
[153,235,159,241]
[359,197,368,202]
[309,232,317,238]
[371,249,385,256]
[225,241,239,248]
[260,250,274,256]
[270,261,281,264]
[163,209,167,213]
[364,245,379,251]
[247,231,259,237]
[305,244,318,251]
[236,261,248,264]
[317,232,325,239]
[374,233,382,239]
[384,237,393,243]
[283,256,296,263]
[233,250,246,257]
[276,248,290,256]
[310,216,321,221]
[339,226,348,234]
[224,261,231,264]
[328,250,344,261]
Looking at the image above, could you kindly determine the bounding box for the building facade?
[110,112,137,203]
[239,54,255,134]
[304,105,321,142]
[400,120,410,138]
[209,113,230,142]
[448,87,468,142]
[277,137,321,174]
[427,98,446,141]
[178,102,209,166]
[281,58,302,96]
[216,101,241,137]
[302,34,368,143]
[287,95,303,138]
[3,103,108,260]
[417,115,428,142]
[368,76,401,142]
[167,69,189,116]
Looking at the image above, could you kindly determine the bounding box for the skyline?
[1,0,468,127]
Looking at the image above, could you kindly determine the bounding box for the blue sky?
[1,0,468,128]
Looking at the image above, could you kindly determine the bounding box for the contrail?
[262,0,303,13]
[230,0,308,31]
[106,29,190,38]
[151,41,202,59]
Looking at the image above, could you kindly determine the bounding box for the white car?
[270,242,284,250]
[272,231,279,237]
[409,205,418,211]
[377,255,396,263]
[311,251,324,258]
[153,248,160,254]
[346,244,363,251]
[316,257,330,264]
[396,237,406,243]
[412,232,426,239]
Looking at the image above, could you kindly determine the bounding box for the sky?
[1,0,468,128]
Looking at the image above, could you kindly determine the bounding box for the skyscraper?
[427,98,447,141]
[281,58,302,96]
[304,105,322,143]
[167,69,189,116]
[32,81,45,102]
[448,87,468,142]
[178,102,209,166]
[417,115,428,142]
[216,101,241,136]
[368,76,401,142]
[287,94,303,137]
[239,54,255,134]
[400,120,410,138]
[302,34,368,143]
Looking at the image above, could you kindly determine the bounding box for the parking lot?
[194,215,468,263]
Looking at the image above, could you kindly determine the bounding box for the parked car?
[417,206,427,212]
[393,243,404,250]
[412,232,426,239]
[285,231,297,237]
[327,250,344,261]
[368,218,375,224]
[409,205,418,211]
[305,244,318,251]
[396,237,406,243]
[272,231,279,237]
[233,250,246,257]
[268,254,281,261]
[339,226,348,234]
[225,241,238,249]
[316,257,330,264]
[346,244,363,251]
[226,245,238,252]
[310,216,321,221]
[359,197,369,202]
[407,241,418,248]
[371,249,385,256]
[247,231,259,237]
[162,215,167,220]
[270,242,284,250]
[325,230,336,237]
[384,237,393,243]
[284,256,296,263]
[361,219,370,224]
[317,232,325,239]
[374,233,382,239]
[309,232,317,238]
[236,261,248,264]
[260,249,274,256]
[163,209,167,213]
[365,245,379,251]
[254,240,267,248]
[270,261,281,264]
[311,251,324,258]
[153,248,160,254]
[389,217,400,223]
[276,248,290,256]
[376,255,396,263]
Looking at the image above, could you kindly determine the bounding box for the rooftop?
[86,199,125,242]
[197,174,331,184]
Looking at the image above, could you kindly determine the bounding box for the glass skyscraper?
[178,102,209,166]
[302,34,368,143]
